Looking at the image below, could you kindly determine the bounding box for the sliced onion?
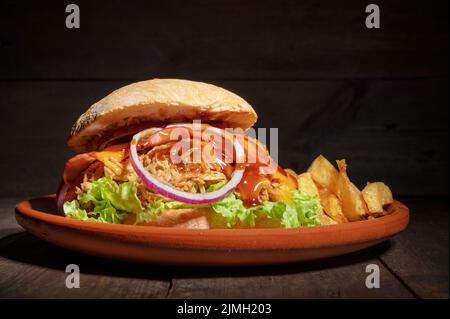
[56,180,70,213]
[129,127,245,204]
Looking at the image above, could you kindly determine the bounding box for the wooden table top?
[0,196,447,299]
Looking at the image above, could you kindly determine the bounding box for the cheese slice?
[95,150,125,176]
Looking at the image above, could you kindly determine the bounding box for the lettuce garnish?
[64,178,322,228]
[211,190,322,228]
[63,177,142,224]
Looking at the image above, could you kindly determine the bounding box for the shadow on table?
[0,230,391,281]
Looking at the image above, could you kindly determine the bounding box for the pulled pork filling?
[73,142,233,206]
[62,126,324,229]
[140,143,228,194]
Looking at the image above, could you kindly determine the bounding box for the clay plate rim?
[15,195,409,250]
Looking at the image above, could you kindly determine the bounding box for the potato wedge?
[307,155,339,193]
[284,168,298,179]
[335,160,368,221]
[297,173,327,222]
[320,212,338,225]
[297,172,320,196]
[362,182,394,214]
[319,188,348,223]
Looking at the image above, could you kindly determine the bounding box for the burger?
[58,79,393,229]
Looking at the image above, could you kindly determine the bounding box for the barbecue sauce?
[237,163,298,207]
[136,125,298,207]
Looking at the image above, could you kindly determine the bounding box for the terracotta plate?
[15,195,409,266]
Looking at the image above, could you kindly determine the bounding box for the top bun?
[67,79,257,152]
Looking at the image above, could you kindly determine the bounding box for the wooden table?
[0,1,448,299]
[0,196,447,299]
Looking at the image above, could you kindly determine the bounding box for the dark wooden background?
[0,0,448,198]
[0,0,448,299]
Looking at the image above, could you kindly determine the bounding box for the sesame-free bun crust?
[68,79,257,152]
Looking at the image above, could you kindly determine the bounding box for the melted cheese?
[95,151,125,176]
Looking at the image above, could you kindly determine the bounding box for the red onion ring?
[56,180,70,213]
[129,127,245,204]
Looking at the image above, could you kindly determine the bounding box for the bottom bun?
[122,207,286,229]
[123,208,214,229]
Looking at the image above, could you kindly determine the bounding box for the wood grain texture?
[0,232,170,297]
[0,199,171,299]
[0,0,447,80]
[0,0,447,300]
[165,249,413,299]
[0,197,410,299]
[1,197,447,298]
[0,79,447,197]
[373,197,449,299]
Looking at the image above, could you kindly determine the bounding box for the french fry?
[335,160,368,221]
[307,155,339,193]
[284,168,298,179]
[297,173,331,225]
[362,182,394,214]
[319,188,348,223]
[320,212,338,225]
[297,172,320,196]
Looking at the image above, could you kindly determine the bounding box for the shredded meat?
[140,144,227,193]
[71,142,229,206]
[104,157,138,182]
[136,182,166,206]
[259,187,270,202]
[75,161,104,196]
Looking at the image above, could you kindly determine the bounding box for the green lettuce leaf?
[211,193,256,227]
[204,189,321,228]
[64,177,322,228]
[256,201,286,220]
[255,190,322,228]
[63,200,92,221]
[64,176,142,224]
[291,190,322,227]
